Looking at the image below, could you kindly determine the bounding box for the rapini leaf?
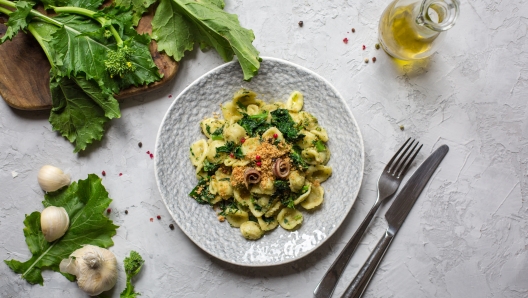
[151,0,261,80]
[0,1,34,44]
[114,0,156,26]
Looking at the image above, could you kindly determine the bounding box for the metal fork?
[313,138,422,298]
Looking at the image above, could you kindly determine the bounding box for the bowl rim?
[154,56,365,267]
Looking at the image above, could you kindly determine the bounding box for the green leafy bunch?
[3,174,119,285]
[120,251,145,298]
[0,0,161,152]
[149,0,261,80]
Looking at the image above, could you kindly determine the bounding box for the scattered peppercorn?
[102,170,106,176]
[364,58,369,63]
[362,45,366,50]
[230,152,234,158]
[146,151,150,154]
[107,208,111,214]
[343,37,349,44]
[240,137,246,144]
[125,210,128,215]
[375,43,380,50]
[138,142,143,148]
[168,94,172,98]
[351,28,355,33]
[256,161,262,167]
[157,215,161,220]
[150,218,153,222]
[119,173,123,176]
[255,155,261,161]
[400,125,405,131]
[169,224,175,230]
[150,153,154,159]
[372,57,377,63]
[298,21,303,27]
[273,133,278,139]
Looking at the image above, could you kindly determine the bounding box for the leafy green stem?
[27,23,56,68]
[30,10,63,27]
[0,0,14,9]
[51,6,123,46]
[0,5,12,15]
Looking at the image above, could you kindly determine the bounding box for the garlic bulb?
[38,165,71,192]
[41,206,69,242]
[59,245,118,296]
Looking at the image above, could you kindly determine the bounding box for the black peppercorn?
[169,224,175,230]
[298,21,303,27]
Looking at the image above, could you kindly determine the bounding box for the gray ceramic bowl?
[155,57,364,266]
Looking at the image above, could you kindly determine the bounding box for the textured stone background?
[1,0,527,297]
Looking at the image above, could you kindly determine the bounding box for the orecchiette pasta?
[240,221,263,240]
[188,89,332,241]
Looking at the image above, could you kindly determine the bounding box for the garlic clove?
[41,206,70,242]
[60,245,118,296]
[38,165,71,192]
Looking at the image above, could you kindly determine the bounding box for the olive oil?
[378,0,459,60]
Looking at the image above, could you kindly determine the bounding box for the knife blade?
[385,144,449,234]
[340,144,449,298]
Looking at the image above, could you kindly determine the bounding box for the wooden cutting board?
[0,8,178,110]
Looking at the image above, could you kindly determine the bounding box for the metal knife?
[340,144,449,298]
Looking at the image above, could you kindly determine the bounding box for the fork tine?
[394,141,419,176]
[389,138,415,173]
[385,138,411,171]
[396,143,423,178]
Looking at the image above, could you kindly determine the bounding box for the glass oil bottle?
[378,0,460,60]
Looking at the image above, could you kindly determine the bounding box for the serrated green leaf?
[39,0,103,10]
[49,75,110,152]
[151,0,260,80]
[203,0,224,9]
[51,14,160,95]
[114,0,156,26]
[4,174,118,285]
[51,15,121,95]
[0,1,34,44]
[151,0,194,61]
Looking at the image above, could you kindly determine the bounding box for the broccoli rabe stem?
[51,6,124,47]
[0,5,12,15]
[0,0,66,27]
[27,24,56,68]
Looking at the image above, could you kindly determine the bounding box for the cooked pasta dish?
[188,89,332,240]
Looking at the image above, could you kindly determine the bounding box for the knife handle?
[340,230,394,298]
[313,202,381,298]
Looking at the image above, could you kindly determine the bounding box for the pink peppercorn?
[119,173,122,176]
[256,161,262,167]
[107,208,111,214]
[343,37,348,44]
[240,137,246,144]
[256,155,261,161]
[362,45,366,50]
[150,218,153,222]
[102,170,106,176]
[273,133,278,139]
[230,152,234,158]
[150,153,154,159]
[157,215,161,220]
